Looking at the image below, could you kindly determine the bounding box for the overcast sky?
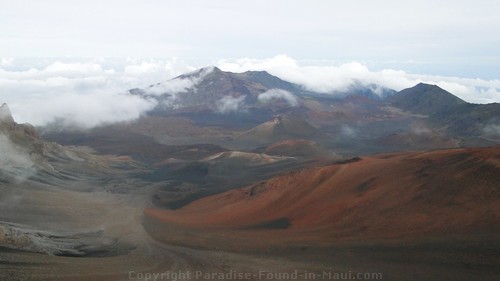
[1,0,499,79]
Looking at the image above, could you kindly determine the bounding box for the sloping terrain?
[0,104,379,281]
[143,145,500,281]
[0,106,145,257]
[260,139,336,158]
[146,149,322,209]
[239,115,324,145]
[145,145,500,245]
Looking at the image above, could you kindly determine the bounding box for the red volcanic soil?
[144,146,500,248]
[264,139,336,158]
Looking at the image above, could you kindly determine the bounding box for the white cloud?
[144,66,215,97]
[141,66,217,109]
[124,62,163,75]
[18,92,157,129]
[258,89,299,107]
[216,95,246,114]
[43,62,108,76]
[0,59,190,128]
[218,55,372,92]
[1,57,14,66]
[217,55,500,104]
[145,78,196,97]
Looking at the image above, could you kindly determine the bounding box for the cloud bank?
[0,58,195,128]
[0,56,499,129]
[217,55,500,104]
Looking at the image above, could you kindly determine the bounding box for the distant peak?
[199,66,221,73]
[178,66,220,80]
[403,83,455,97]
[243,70,269,74]
[414,82,439,89]
[211,66,222,71]
[0,103,15,124]
[389,82,467,115]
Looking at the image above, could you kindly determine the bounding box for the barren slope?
[146,146,500,245]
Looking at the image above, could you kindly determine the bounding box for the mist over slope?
[0,104,147,257]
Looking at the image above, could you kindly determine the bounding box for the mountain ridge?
[45,67,500,160]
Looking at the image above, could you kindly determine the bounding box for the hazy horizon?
[1,1,499,127]
[1,0,499,78]
[1,55,500,128]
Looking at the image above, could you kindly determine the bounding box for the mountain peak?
[178,66,221,80]
[138,66,305,115]
[0,103,15,124]
[414,82,442,90]
[389,83,466,115]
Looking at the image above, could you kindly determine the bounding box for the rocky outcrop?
[0,103,15,124]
